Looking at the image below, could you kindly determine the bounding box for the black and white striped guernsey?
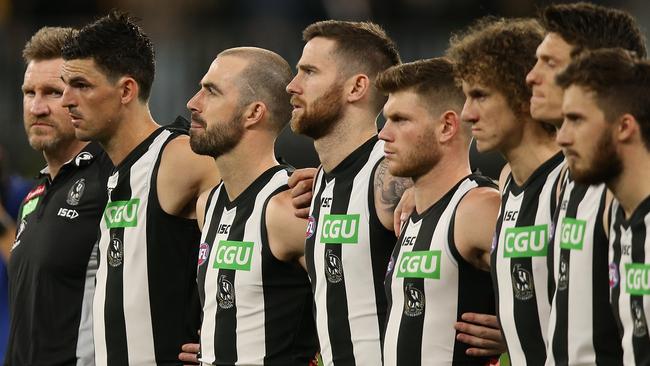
[197,165,317,365]
[609,195,650,365]
[491,152,564,366]
[546,176,622,365]
[383,174,497,366]
[94,127,202,366]
[306,136,395,366]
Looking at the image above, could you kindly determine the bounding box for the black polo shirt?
[6,142,112,366]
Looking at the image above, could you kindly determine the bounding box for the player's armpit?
[373,159,413,231]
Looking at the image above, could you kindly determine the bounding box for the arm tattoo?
[374,160,413,213]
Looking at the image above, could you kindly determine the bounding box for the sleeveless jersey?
[93,128,201,366]
[609,195,650,365]
[383,175,497,366]
[197,165,317,365]
[306,136,395,366]
[491,152,564,366]
[546,176,622,365]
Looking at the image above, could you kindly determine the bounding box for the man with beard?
[180,46,318,366]
[5,27,113,366]
[285,20,410,365]
[60,11,219,365]
[377,58,501,366]
[447,18,564,366]
[525,3,646,365]
[555,48,650,366]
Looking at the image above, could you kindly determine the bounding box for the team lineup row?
[3,1,650,366]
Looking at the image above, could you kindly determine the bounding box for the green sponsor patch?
[213,240,254,271]
[320,214,360,244]
[397,250,441,279]
[504,225,548,258]
[104,199,140,228]
[625,263,650,295]
[21,197,39,220]
[559,218,586,250]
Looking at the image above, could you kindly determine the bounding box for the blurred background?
[1,0,649,180]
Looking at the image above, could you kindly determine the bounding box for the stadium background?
[0,0,648,362]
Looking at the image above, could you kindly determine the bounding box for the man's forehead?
[299,38,338,65]
[61,58,101,77]
[23,59,66,85]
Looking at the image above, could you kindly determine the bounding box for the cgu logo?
[320,214,360,244]
[560,218,586,250]
[104,199,140,228]
[213,240,254,271]
[625,263,650,295]
[397,250,441,279]
[504,224,548,258]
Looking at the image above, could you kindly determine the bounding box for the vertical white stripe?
[314,178,333,365]
[236,170,289,365]
[76,241,98,366]
[122,132,170,365]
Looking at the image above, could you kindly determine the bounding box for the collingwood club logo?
[74,151,93,166]
[512,264,535,300]
[557,255,569,291]
[633,300,648,337]
[325,249,343,283]
[11,219,27,251]
[403,283,425,317]
[108,236,123,267]
[66,178,86,206]
[218,275,235,309]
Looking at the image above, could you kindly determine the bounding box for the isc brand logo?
[57,208,79,219]
[218,224,231,235]
[560,218,586,250]
[397,250,441,279]
[104,199,140,228]
[504,225,548,257]
[625,263,650,295]
[321,197,333,208]
[504,210,518,221]
[213,240,254,271]
[320,214,360,244]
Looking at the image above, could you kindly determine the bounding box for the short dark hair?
[218,47,294,133]
[62,10,155,102]
[540,2,647,58]
[447,17,544,119]
[23,27,77,63]
[376,58,465,115]
[303,20,401,112]
[556,48,650,149]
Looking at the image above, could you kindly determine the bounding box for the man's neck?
[413,154,471,215]
[216,141,278,201]
[314,114,377,172]
[503,122,560,186]
[102,109,159,166]
[608,148,650,219]
[43,140,89,179]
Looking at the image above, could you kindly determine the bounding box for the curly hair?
[557,48,650,149]
[540,2,646,58]
[23,27,77,64]
[446,17,544,118]
[62,10,155,102]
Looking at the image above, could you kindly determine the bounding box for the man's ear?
[242,102,267,128]
[118,76,139,104]
[438,110,460,143]
[344,74,371,103]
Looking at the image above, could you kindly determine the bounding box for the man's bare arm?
[266,189,309,268]
[373,159,413,231]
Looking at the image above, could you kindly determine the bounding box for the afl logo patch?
[74,152,93,166]
[306,216,316,239]
[108,237,124,267]
[67,178,86,206]
[609,262,619,289]
[198,243,210,266]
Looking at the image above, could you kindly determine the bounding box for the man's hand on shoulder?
[158,136,221,219]
[288,167,317,219]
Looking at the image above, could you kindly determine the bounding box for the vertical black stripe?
[104,172,131,366]
[592,188,623,365]
[630,216,650,363]
[213,198,256,364]
[306,169,325,330]
[367,158,395,351]
[384,220,409,347]
[326,177,356,366]
[197,187,223,314]
[510,186,546,366]
[551,182,587,365]
[490,192,508,356]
